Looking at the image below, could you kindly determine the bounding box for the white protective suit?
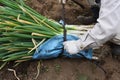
[63,0,120,54]
[84,0,120,47]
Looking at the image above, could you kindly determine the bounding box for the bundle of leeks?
[0,0,93,69]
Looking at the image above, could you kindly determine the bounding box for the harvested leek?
[0,0,93,69]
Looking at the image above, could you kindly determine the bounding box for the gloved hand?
[63,39,83,54]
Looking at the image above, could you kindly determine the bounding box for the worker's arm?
[63,0,120,54]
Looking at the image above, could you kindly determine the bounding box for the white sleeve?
[81,0,120,49]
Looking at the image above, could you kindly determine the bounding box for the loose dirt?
[0,0,120,80]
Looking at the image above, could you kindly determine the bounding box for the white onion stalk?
[66,25,94,36]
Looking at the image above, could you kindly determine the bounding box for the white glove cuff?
[80,33,99,49]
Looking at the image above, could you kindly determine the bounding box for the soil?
[0,0,120,80]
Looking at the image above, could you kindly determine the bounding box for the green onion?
[0,0,92,69]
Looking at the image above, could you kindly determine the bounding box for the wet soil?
[0,0,120,80]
